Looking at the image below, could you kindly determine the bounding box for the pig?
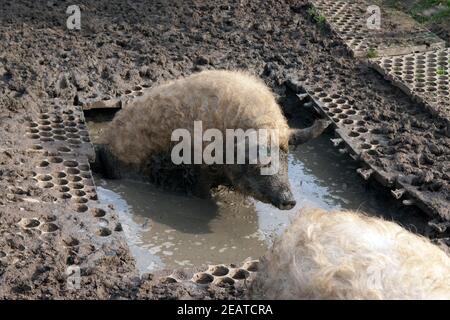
[95,70,330,210]
[250,208,450,299]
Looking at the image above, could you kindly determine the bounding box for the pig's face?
[224,150,296,210]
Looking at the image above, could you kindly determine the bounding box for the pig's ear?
[289,119,331,145]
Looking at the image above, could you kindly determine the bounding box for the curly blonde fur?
[250,208,450,300]
[101,70,290,165]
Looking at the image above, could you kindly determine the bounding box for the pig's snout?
[273,190,296,210]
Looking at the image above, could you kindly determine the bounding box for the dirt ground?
[0,0,449,299]
[382,0,450,42]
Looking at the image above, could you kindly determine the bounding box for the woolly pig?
[250,208,450,299]
[95,70,329,210]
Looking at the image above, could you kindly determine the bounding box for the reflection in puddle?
[96,133,428,274]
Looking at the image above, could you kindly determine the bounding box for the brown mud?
[381,0,450,43]
[0,0,449,299]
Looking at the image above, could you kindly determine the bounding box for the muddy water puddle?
[91,124,428,273]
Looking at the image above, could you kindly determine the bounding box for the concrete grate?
[24,103,128,241]
[310,0,445,57]
[80,83,151,110]
[290,76,449,220]
[156,259,259,287]
[370,48,450,127]
[22,97,261,296]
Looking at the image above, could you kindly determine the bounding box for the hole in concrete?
[52,123,64,129]
[193,272,214,284]
[67,133,80,139]
[74,197,88,204]
[74,190,86,197]
[39,132,53,137]
[66,127,78,133]
[28,134,40,139]
[56,172,67,178]
[343,119,354,125]
[63,236,80,247]
[37,174,52,181]
[215,276,235,286]
[97,227,111,237]
[243,260,259,272]
[49,157,63,164]
[68,176,82,182]
[67,168,81,175]
[38,121,51,126]
[230,268,250,280]
[93,208,106,217]
[65,121,77,127]
[77,204,89,212]
[64,160,79,168]
[59,186,70,192]
[20,218,40,229]
[40,137,54,142]
[69,183,84,190]
[39,126,52,131]
[40,223,59,233]
[42,182,54,188]
[57,179,69,186]
[210,265,229,276]
[58,146,72,153]
[357,127,368,133]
